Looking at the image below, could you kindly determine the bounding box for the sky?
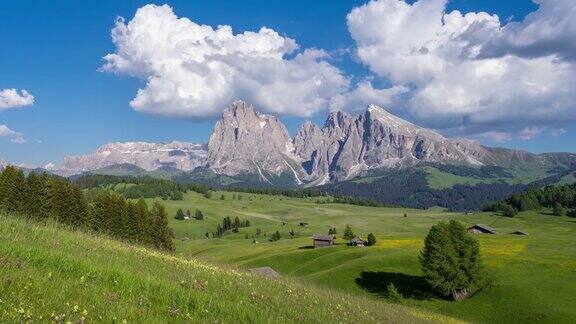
[1,0,575,167]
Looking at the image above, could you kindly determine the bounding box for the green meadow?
[149,191,576,323]
[0,213,449,323]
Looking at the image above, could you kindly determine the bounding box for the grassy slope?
[0,213,451,323]
[424,167,495,189]
[152,191,576,323]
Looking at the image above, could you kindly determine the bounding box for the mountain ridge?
[48,100,576,186]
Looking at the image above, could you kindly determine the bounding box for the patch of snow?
[284,160,303,185]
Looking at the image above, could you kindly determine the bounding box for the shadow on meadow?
[355,271,439,300]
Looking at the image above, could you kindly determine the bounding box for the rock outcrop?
[206,101,300,183]
[61,141,207,174]
[56,100,574,186]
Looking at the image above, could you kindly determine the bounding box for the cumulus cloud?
[0,89,34,110]
[330,81,409,113]
[347,0,576,138]
[102,4,354,118]
[0,125,25,143]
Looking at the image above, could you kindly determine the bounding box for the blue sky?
[1,0,575,167]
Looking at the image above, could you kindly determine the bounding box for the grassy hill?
[0,213,450,323]
[146,191,576,323]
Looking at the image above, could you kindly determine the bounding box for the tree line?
[483,182,576,216]
[212,216,250,238]
[0,166,173,251]
[321,167,572,211]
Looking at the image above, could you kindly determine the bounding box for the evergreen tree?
[343,224,355,241]
[553,202,566,216]
[0,166,28,213]
[175,208,186,220]
[269,230,281,242]
[123,201,140,242]
[419,220,483,300]
[150,202,174,251]
[501,204,517,217]
[366,233,377,246]
[135,199,151,245]
[25,171,50,220]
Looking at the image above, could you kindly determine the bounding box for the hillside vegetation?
[150,190,576,323]
[0,213,449,323]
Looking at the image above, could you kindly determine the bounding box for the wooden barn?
[467,224,496,234]
[350,236,365,247]
[313,234,335,248]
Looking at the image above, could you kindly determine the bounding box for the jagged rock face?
[293,105,490,182]
[55,100,568,185]
[207,101,297,181]
[62,141,207,173]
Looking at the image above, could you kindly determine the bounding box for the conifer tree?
[175,208,186,220]
[419,220,483,300]
[366,233,377,246]
[151,202,174,251]
[343,224,355,241]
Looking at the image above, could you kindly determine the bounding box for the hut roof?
[511,230,529,235]
[248,267,281,278]
[313,234,335,241]
[351,236,364,243]
[468,224,496,234]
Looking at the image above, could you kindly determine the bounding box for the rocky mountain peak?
[61,141,207,174]
[207,101,295,181]
[324,110,352,129]
[53,100,547,186]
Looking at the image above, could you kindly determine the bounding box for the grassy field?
[149,191,576,323]
[0,213,451,323]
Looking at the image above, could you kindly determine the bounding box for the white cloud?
[0,125,25,143]
[347,0,576,138]
[330,81,408,113]
[102,4,351,118]
[0,89,34,110]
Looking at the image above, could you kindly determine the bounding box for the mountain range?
[5,100,575,210]
[51,100,575,183]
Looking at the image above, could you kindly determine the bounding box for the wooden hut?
[313,234,335,248]
[350,236,365,247]
[511,230,529,235]
[467,224,496,234]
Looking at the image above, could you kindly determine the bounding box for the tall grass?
[0,212,452,323]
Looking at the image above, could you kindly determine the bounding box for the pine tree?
[150,202,174,251]
[553,202,566,216]
[25,171,50,220]
[175,208,186,220]
[366,233,377,246]
[343,224,355,241]
[135,199,151,245]
[0,166,28,213]
[419,220,483,300]
[269,230,281,242]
